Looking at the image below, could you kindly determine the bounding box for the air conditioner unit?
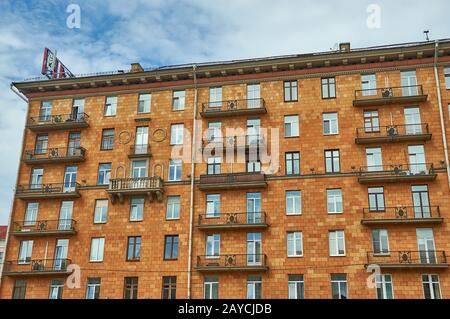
[395,206,407,219]
[386,126,398,137]
[226,213,238,224]
[227,100,237,110]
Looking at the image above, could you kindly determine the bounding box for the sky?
[0,0,449,224]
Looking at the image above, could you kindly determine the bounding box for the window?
[131,160,147,178]
[86,278,101,299]
[164,235,179,260]
[331,274,347,299]
[130,197,144,221]
[372,229,389,255]
[247,84,261,108]
[138,93,151,113]
[329,230,345,256]
[323,113,338,135]
[325,149,340,173]
[207,157,221,175]
[287,232,303,257]
[285,152,300,175]
[127,236,141,261]
[170,124,184,145]
[162,276,177,299]
[166,196,181,220]
[168,159,182,181]
[364,111,380,132]
[368,187,385,211]
[422,274,441,299]
[366,147,383,171]
[71,99,84,120]
[206,194,220,218]
[284,80,298,102]
[204,276,219,299]
[104,96,117,116]
[361,74,377,96]
[401,70,418,96]
[24,202,38,226]
[286,191,301,215]
[39,101,52,121]
[321,77,336,98]
[288,275,304,299]
[408,145,427,174]
[376,274,393,299]
[209,87,222,107]
[206,234,220,258]
[172,91,185,110]
[94,199,108,224]
[18,240,33,264]
[124,277,139,299]
[49,279,64,299]
[247,275,262,299]
[12,280,27,299]
[35,134,48,154]
[412,185,431,218]
[327,189,343,214]
[30,168,43,189]
[284,115,299,137]
[97,163,111,185]
[207,122,222,142]
[445,67,450,89]
[90,238,105,262]
[0,252,3,264]
[101,129,114,150]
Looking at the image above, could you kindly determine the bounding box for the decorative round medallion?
[118,131,132,144]
[152,128,167,142]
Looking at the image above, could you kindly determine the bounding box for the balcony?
[197,212,268,230]
[366,251,448,269]
[198,172,267,190]
[195,254,268,272]
[201,135,266,153]
[23,147,86,164]
[361,206,443,226]
[353,85,427,107]
[358,163,436,184]
[2,259,73,277]
[107,176,164,204]
[15,183,81,200]
[26,113,89,132]
[128,144,152,158]
[200,98,267,118]
[11,219,77,237]
[355,124,432,144]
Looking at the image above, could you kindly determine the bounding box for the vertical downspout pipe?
[187,65,198,298]
[433,40,450,189]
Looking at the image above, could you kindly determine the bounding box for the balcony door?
[63,166,77,192]
[247,233,262,266]
[417,228,436,264]
[247,84,261,108]
[404,107,422,135]
[135,127,149,155]
[53,239,69,270]
[247,119,261,145]
[361,74,377,96]
[131,160,147,188]
[207,122,222,143]
[30,168,43,189]
[246,193,261,224]
[58,201,73,230]
[412,185,431,218]
[408,145,427,174]
[401,70,418,96]
[67,132,81,156]
[365,148,383,172]
[39,101,52,122]
[71,99,84,121]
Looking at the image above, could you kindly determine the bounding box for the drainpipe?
[433,40,450,189]
[187,64,198,298]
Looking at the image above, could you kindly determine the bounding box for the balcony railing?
[199,172,267,190]
[15,183,81,199]
[128,144,152,158]
[3,259,73,276]
[353,85,427,107]
[198,212,268,230]
[366,251,448,269]
[195,254,268,272]
[27,113,89,131]
[202,134,266,152]
[358,163,436,183]
[23,147,86,164]
[355,124,431,144]
[107,176,164,203]
[200,98,267,118]
[11,219,77,236]
[361,206,443,225]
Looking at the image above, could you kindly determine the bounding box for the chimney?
[339,42,351,52]
[130,63,144,73]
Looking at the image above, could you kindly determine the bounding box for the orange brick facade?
[1,40,450,299]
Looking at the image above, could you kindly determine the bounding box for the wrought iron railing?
[367,251,447,265]
[356,124,430,139]
[196,254,267,269]
[199,172,266,185]
[108,176,163,190]
[202,98,266,113]
[129,144,151,156]
[359,163,435,176]
[28,113,89,125]
[3,258,72,273]
[16,183,81,195]
[354,85,424,100]
[23,147,86,161]
[198,212,267,226]
[202,134,266,149]
[12,219,77,233]
[362,206,441,220]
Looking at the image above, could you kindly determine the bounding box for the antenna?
[423,30,430,41]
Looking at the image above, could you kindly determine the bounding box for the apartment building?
[1,39,450,299]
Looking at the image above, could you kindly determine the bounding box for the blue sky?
[0,0,449,224]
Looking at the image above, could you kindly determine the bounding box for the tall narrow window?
[24,202,38,226]
[247,84,261,108]
[94,199,108,224]
[368,187,385,211]
[90,238,105,262]
[331,274,347,299]
[372,229,390,255]
[104,96,117,116]
[366,147,383,172]
[376,274,393,299]
[323,113,339,135]
[172,90,185,111]
[209,87,222,107]
[247,275,262,299]
[361,74,377,96]
[168,159,182,181]
[164,235,179,260]
[97,163,111,185]
[325,149,340,173]
[284,115,299,137]
[12,280,27,299]
[206,234,220,258]
[364,111,380,132]
[284,80,298,102]
[35,134,48,154]
[445,67,450,89]
[72,98,85,120]
[86,278,101,299]
[138,93,151,113]
[327,189,343,214]
[401,70,418,96]
[287,232,303,257]
[18,240,33,264]
[329,230,345,256]
[166,196,181,220]
[127,236,141,261]
[30,168,43,189]
[412,185,431,218]
[321,77,336,98]
[288,275,304,299]
[39,101,52,121]
[204,276,219,299]
[408,145,427,174]
[422,274,441,299]
[170,124,184,145]
[162,276,177,299]
[124,277,139,299]
[207,157,221,175]
[285,152,300,175]
[286,191,301,215]
[206,194,220,218]
[130,197,144,221]
[49,279,64,299]
[101,129,114,150]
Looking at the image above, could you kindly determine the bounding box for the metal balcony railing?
[362,206,442,224]
[201,98,267,117]
[196,254,268,271]
[198,212,268,229]
[23,147,86,162]
[16,183,81,198]
[202,134,266,150]
[355,124,431,142]
[199,172,267,190]
[354,85,425,100]
[359,163,435,177]
[109,176,163,191]
[28,113,89,125]
[367,251,447,267]
[129,144,152,157]
[12,219,77,235]
[3,258,72,275]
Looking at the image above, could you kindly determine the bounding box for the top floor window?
[361,74,377,96]
[172,90,185,111]
[39,101,52,121]
[104,96,117,116]
[35,134,48,154]
[445,67,450,89]
[400,70,418,96]
[138,93,151,113]
[284,80,298,102]
[321,77,336,99]
[209,87,222,107]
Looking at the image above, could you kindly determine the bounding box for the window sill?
[286,213,302,216]
[287,255,304,258]
[284,135,300,139]
[166,218,180,221]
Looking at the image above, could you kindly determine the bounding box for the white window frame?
[422,274,442,299]
[372,229,390,255]
[168,159,182,181]
[90,238,105,262]
[166,196,181,220]
[284,115,299,137]
[206,194,220,218]
[327,189,343,214]
[331,274,348,299]
[24,202,39,226]
[286,191,301,215]
[288,275,304,299]
[209,87,222,107]
[205,234,220,259]
[94,199,108,224]
[247,276,262,299]
[329,230,346,256]
[376,274,394,299]
[172,90,185,111]
[287,232,303,257]
[18,240,33,264]
[104,96,117,116]
[130,197,144,221]
[138,93,151,113]
[323,112,339,135]
[204,277,219,299]
[170,124,184,145]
